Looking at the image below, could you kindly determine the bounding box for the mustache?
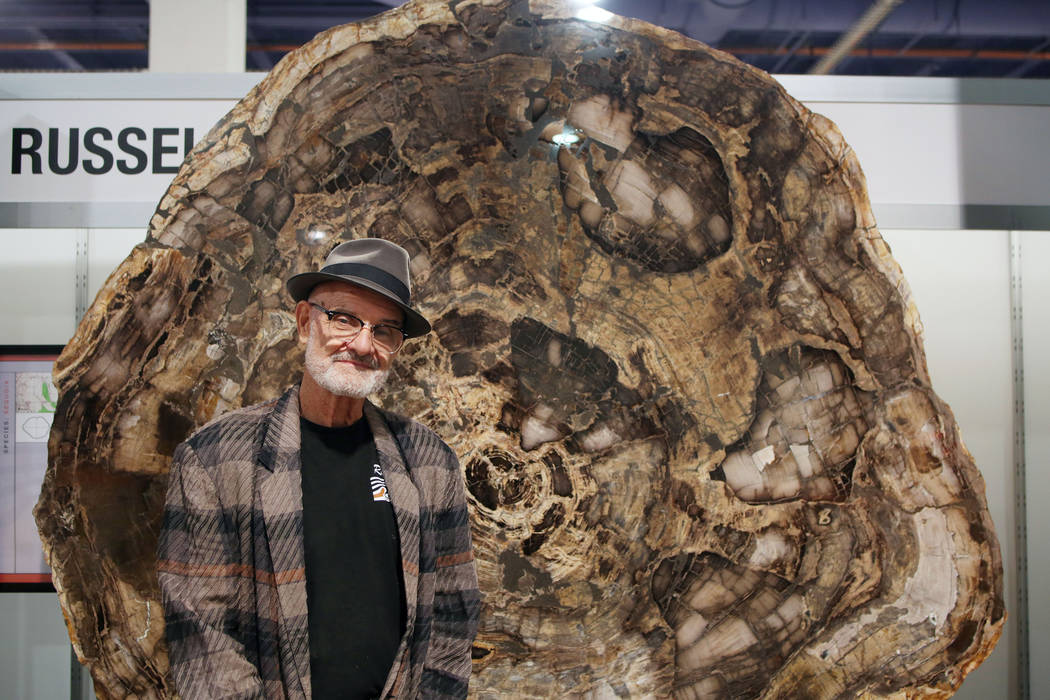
[331,350,380,370]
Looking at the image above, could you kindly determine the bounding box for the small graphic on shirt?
[371,463,390,502]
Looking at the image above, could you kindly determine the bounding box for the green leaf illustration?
[40,381,58,413]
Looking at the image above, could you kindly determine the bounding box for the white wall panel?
[149,0,246,73]
[0,229,78,346]
[810,102,1050,208]
[0,593,75,699]
[87,228,147,301]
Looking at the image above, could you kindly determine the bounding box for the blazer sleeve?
[157,441,265,700]
[420,445,483,699]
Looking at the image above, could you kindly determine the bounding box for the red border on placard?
[0,573,52,583]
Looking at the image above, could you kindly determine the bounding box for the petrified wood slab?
[36,0,1004,697]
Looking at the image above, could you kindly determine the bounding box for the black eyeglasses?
[309,302,407,353]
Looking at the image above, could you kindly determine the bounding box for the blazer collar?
[256,384,311,698]
[258,384,304,473]
[364,402,422,695]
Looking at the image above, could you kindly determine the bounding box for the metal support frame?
[71,229,93,700]
[74,229,90,322]
[70,647,83,699]
[1009,230,1031,699]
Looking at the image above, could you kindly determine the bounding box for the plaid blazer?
[157,385,481,699]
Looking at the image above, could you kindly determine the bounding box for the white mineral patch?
[155,217,202,250]
[187,135,253,191]
[752,445,776,472]
[547,338,562,367]
[775,375,801,400]
[789,443,815,478]
[808,363,835,395]
[99,349,131,389]
[763,594,804,632]
[567,94,635,152]
[219,378,241,403]
[809,507,958,662]
[751,407,776,440]
[681,229,709,258]
[749,530,791,568]
[580,424,621,453]
[704,214,731,244]
[690,578,734,611]
[521,413,561,450]
[780,402,807,429]
[810,475,837,499]
[580,200,604,228]
[676,613,709,649]
[138,295,175,328]
[768,473,801,501]
[678,616,758,670]
[787,426,811,445]
[722,451,763,498]
[689,677,725,698]
[657,184,696,228]
[606,160,658,226]
[899,508,957,627]
[117,412,140,432]
[557,148,595,209]
[919,422,951,468]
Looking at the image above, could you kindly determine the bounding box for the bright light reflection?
[575,4,614,23]
[552,129,581,145]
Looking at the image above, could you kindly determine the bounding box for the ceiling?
[0,0,1047,78]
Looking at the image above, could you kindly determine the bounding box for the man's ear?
[295,301,312,344]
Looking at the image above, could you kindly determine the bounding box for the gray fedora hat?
[286,238,431,337]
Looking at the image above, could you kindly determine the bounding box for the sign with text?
[0,349,60,585]
[1,99,236,203]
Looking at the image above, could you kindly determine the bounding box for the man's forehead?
[308,280,404,320]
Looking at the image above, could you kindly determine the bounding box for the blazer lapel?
[365,402,421,637]
[258,386,311,699]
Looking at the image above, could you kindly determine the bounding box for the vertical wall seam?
[69,647,83,700]
[74,229,89,323]
[72,228,90,700]
[1009,228,1030,699]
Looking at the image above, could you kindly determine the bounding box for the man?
[157,238,481,699]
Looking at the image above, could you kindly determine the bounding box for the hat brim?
[286,271,432,338]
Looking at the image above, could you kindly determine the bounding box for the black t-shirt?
[299,417,407,699]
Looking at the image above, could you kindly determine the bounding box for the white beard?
[304,333,390,399]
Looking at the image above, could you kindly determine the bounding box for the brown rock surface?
[36,0,1004,697]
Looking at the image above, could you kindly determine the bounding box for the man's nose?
[343,327,377,355]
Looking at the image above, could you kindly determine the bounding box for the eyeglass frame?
[307,301,407,353]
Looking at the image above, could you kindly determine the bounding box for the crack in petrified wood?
[36,0,1003,697]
